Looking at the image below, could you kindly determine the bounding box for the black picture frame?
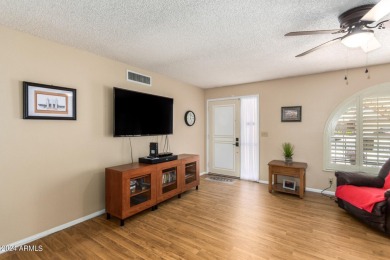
[281,106,301,122]
[23,81,77,120]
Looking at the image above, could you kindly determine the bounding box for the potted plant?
[282,142,294,163]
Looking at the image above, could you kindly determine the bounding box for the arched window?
[324,83,390,174]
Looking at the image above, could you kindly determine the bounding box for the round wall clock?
[184,110,196,126]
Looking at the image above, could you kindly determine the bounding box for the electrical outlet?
[329,177,333,186]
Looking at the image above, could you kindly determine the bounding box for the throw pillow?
[383,171,390,189]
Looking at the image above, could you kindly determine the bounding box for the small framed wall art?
[283,179,296,190]
[23,81,77,120]
[281,106,301,122]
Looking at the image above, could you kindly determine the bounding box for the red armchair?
[335,159,390,234]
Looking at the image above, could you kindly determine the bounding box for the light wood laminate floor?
[2,175,390,259]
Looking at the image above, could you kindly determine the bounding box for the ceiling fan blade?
[285,29,342,36]
[361,36,381,52]
[361,0,390,22]
[296,37,342,57]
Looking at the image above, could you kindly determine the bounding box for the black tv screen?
[114,87,173,137]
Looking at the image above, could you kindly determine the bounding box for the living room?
[1,1,390,259]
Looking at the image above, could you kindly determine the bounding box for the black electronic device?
[149,142,158,158]
[139,155,178,164]
[113,87,174,137]
[158,152,173,157]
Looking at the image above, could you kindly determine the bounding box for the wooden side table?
[268,160,308,198]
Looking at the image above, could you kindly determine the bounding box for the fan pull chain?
[365,68,370,79]
[344,49,349,85]
[365,53,370,79]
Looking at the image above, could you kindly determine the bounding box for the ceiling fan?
[285,0,390,57]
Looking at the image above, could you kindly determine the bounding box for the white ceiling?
[0,0,389,88]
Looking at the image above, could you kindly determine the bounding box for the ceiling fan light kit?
[285,0,390,57]
[341,30,374,48]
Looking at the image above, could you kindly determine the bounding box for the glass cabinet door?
[161,167,178,194]
[185,162,197,184]
[129,174,152,207]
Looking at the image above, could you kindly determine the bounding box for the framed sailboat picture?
[23,81,76,120]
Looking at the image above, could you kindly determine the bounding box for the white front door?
[208,99,241,177]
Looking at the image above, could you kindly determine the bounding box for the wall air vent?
[127,70,152,86]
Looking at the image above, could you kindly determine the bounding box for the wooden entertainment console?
[105,154,199,226]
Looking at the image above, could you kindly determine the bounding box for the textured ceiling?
[0,0,389,88]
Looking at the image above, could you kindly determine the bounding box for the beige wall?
[205,63,390,191]
[0,26,205,245]
[3,22,390,246]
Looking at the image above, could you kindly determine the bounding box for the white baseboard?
[306,187,335,196]
[0,209,105,254]
[257,180,335,196]
[200,171,208,176]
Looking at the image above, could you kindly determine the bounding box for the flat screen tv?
[114,87,173,137]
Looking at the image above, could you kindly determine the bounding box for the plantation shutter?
[362,96,390,168]
[325,85,390,173]
[330,105,357,165]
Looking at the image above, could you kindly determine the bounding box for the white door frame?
[206,95,260,175]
